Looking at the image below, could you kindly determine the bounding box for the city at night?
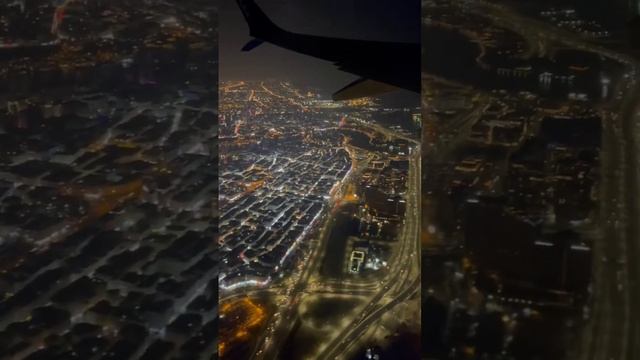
[1,0,639,359]
[0,1,217,359]
[219,0,420,359]
[422,0,640,359]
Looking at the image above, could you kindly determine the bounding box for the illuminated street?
[219,80,420,359]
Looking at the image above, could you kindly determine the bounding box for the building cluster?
[0,1,218,359]
[0,92,217,360]
[219,148,350,289]
[468,101,529,146]
[423,1,605,358]
[426,113,600,357]
[344,161,411,275]
[438,96,599,309]
[219,81,352,290]
[220,81,417,286]
[0,0,217,96]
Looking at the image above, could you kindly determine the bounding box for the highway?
[244,129,420,360]
[319,146,421,359]
[574,69,640,360]
[247,138,375,360]
[476,0,637,66]
[349,116,421,146]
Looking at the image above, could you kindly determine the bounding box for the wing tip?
[241,38,265,51]
[236,0,282,37]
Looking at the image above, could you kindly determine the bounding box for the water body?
[423,25,604,99]
[341,129,376,151]
[423,26,482,83]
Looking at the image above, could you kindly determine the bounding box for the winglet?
[236,0,284,38]
[242,38,265,51]
[332,78,397,101]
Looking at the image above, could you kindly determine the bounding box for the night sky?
[220,0,420,98]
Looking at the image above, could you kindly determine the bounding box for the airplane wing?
[236,0,420,100]
[332,78,398,101]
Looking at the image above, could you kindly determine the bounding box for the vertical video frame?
[219,0,421,359]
